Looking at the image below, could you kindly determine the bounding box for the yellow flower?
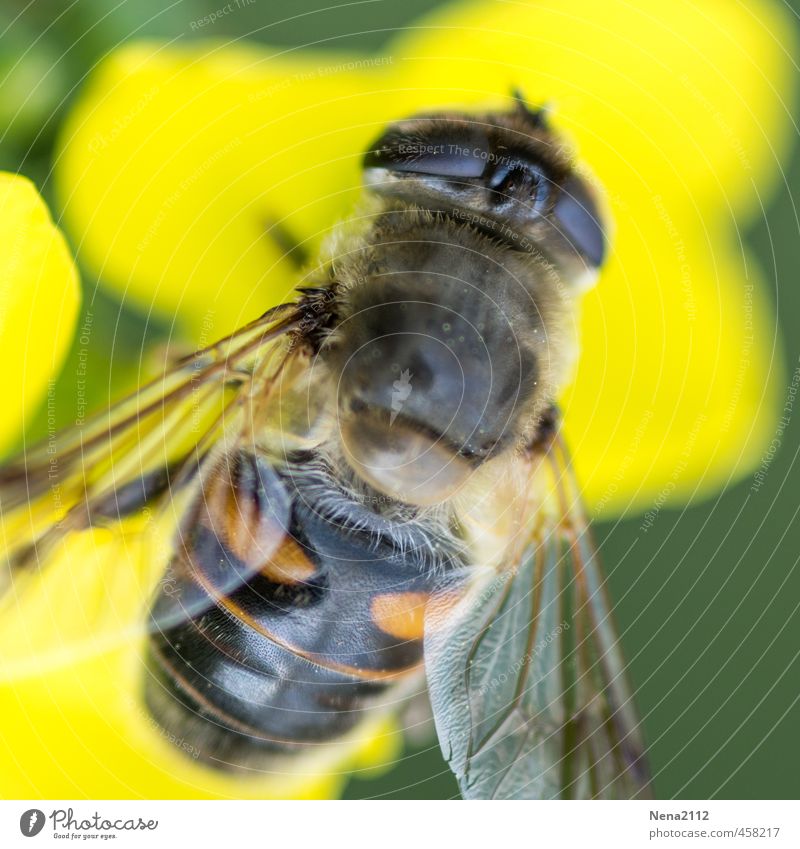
[0,173,80,454]
[3,0,794,799]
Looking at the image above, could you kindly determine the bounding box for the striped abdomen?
[145,459,450,770]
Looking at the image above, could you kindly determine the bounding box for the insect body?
[0,98,650,798]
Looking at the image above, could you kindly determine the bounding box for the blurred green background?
[1,0,798,799]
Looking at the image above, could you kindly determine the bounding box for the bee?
[0,95,650,799]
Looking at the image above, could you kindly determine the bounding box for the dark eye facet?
[363,125,490,178]
[487,160,550,211]
[552,175,606,268]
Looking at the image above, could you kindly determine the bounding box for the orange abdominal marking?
[371,592,429,640]
[260,536,317,584]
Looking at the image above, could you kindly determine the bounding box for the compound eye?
[363,125,490,179]
[488,160,550,211]
[552,175,606,268]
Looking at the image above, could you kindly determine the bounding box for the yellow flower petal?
[56,44,397,338]
[563,201,782,513]
[0,173,80,454]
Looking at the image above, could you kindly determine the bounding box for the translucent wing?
[425,429,652,799]
[0,303,308,671]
